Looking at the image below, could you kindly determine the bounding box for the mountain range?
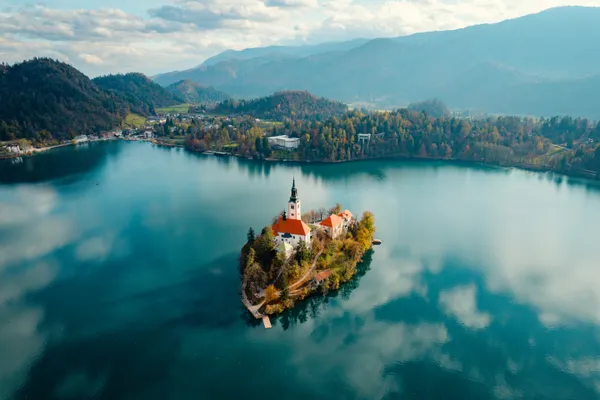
[152,6,600,119]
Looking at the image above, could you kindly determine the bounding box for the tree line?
[177,109,600,178]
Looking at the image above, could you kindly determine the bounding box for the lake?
[1,141,600,400]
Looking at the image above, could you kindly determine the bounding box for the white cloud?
[1,0,598,76]
[76,234,115,261]
[79,53,104,65]
[439,285,491,330]
[0,261,58,400]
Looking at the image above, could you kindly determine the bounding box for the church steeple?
[287,177,301,220]
[289,177,298,202]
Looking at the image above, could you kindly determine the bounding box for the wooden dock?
[262,316,272,329]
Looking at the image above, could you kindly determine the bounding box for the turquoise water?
[1,141,600,399]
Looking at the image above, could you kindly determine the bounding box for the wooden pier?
[262,316,272,329]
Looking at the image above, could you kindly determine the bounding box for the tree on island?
[247,227,255,244]
[328,203,343,215]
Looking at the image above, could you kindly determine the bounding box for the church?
[272,179,312,248]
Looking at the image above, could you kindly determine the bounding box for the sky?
[0,0,599,77]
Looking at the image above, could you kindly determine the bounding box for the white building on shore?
[4,144,22,154]
[267,135,300,150]
[73,135,89,144]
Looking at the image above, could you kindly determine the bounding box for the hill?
[0,58,129,142]
[213,91,348,121]
[93,73,182,115]
[166,80,231,104]
[153,6,600,118]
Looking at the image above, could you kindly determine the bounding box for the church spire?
[289,177,298,202]
[287,177,301,220]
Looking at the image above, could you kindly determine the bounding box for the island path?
[244,248,324,318]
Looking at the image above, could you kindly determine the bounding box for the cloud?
[79,53,104,65]
[1,0,599,76]
[0,261,58,400]
[264,0,318,8]
[149,0,279,28]
[439,285,491,330]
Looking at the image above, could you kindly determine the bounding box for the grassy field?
[156,104,191,114]
[258,121,283,128]
[123,113,147,128]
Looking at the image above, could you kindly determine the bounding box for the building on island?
[267,135,300,150]
[319,214,345,239]
[339,209,353,228]
[276,242,294,259]
[272,179,311,247]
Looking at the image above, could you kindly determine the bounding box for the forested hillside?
[93,73,182,115]
[180,109,600,178]
[166,80,231,104]
[0,58,128,141]
[213,91,348,121]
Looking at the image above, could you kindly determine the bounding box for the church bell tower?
[287,178,301,220]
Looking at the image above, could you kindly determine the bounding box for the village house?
[272,179,311,249]
[319,214,345,239]
[4,143,21,154]
[73,135,88,144]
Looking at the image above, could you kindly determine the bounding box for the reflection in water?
[273,250,374,331]
[0,141,121,184]
[1,141,600,399]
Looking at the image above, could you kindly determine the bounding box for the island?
[240,179,376,318]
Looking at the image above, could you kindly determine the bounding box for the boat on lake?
[372,239,382,245]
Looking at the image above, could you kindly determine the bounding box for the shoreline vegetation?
[240,206,376,317]
[172,96,600,181]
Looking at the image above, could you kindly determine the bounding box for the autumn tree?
[295,239,310,265]
[265,284,279,302]
[253,226,276,267]
[245,262,268,297]
[329,203,343,215]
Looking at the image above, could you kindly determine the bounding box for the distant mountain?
[213,90,348,121]
[166,80,231,104]
[152,39,369,87]
[0,58,129,141]
[200,38,370,67]
[153,54,298,87]
[93,73,181,114]
[153,6,600,118]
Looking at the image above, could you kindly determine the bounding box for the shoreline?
[5,137,598,182]
[0,137,119,160]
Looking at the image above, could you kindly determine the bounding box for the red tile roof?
[272,217,311,236]
[319,214,343,228]
[315,270,332,282]
[339,210,353,220]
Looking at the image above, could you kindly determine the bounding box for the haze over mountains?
[153,6,600,119]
